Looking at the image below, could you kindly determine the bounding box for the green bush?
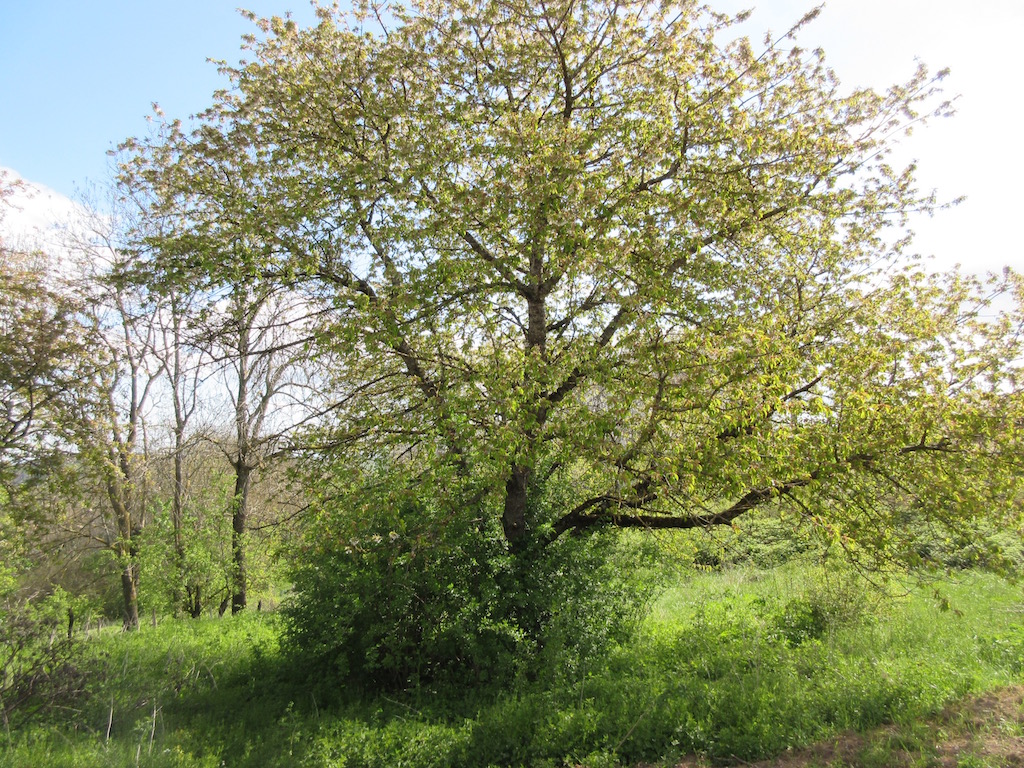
[910,521,1024,575]
[759,565,876,646]
[0,588,88,729]
[764,596,828,646]
[282,486,656,692]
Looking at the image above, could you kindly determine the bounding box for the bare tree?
[57,203,166,630]
[205,282,312,613]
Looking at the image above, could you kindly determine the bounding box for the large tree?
[121,0,1023,570]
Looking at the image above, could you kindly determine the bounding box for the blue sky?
[1,1,1022,274]
[0,0,318,195]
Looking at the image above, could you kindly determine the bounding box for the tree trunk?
[110,478,141,630]
[503,465,531,549]
[230,464,252,614]
[120,560,139,630]
[172,427,186,616]
[187,584,202,618]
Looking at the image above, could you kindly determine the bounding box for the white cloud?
[0,166,89,254]
[714,1,1023,276]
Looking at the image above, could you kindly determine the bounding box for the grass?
[2,564,1022,767]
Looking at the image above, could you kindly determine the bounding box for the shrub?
[911,521,1024,575]
[282,484,656,692]
[0,589,88,730]
[764,596,828,646]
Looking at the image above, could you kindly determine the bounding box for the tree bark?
[119,565,139,631]
[187,584,202,618]
[230,463,252,614]
[503,465,531,549]
[118,541,140,631]
[108,471,142,630]
[171,424,187,615]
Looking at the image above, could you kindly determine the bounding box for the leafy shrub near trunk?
[282,487,657,692]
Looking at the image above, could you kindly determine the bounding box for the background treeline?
[0,174,325,634]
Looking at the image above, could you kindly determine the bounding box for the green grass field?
[3,564,1023,767]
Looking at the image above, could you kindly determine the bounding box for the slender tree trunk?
[165,294,201,617]
[118,535,140,631]
[230,463,252,614]
[120,564,139,630]
[231,302,251,616]
[110,475,141,630]
[172,427,186,615]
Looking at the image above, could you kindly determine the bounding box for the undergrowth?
[2,565,1022,768]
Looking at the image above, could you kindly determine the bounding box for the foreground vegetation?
[3,563,1022,768]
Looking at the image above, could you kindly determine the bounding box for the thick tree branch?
[549,437,960,541]
[313,249,442,402]
[666,204,789,274]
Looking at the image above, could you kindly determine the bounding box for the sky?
[1,0,1022,274]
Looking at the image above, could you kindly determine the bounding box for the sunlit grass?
[2,566,1022,768]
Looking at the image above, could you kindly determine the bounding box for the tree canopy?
[119,0,1024,569]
